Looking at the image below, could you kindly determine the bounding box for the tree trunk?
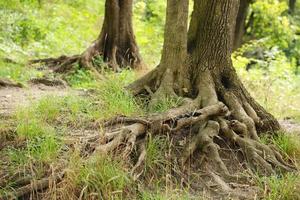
[289,0,296,14]
[81,0,143,70]
[188,0,280,133]
[125,0,291,181]
[31,0,143,75]
[233,0,251,49]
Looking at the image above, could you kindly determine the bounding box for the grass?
[0,1,300,199]
[256,173,300,200]
[261,131,300,165]
[58,153,132,199]
[147,97,183,113]
[0,59,42,83]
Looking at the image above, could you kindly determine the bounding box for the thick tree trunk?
[289,0,296,14]
[188,0,280,133]
[233,0,251,49]
[126,0,290,182]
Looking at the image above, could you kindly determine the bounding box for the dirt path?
[279,119,300,135]
[0,83,82,118]
[1,82,300,135]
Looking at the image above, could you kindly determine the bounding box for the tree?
[289,0,296,14]
[233,0,252,49]
[5,0,295,198]
[99,0,295,182]
[31,0,143,74]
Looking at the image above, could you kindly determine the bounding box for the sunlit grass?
[59,153,132,199]
[0,59,42,83]
[256,173,300,200]
[261,131,300,165]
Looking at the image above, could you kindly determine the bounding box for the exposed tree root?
[29,77,68,87]
[0,78,23,88]
[0,173,63,200]
[2,72,296,198]
[29,54,105,80]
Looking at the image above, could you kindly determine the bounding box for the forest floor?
[1,83,300,134]
[0,83,81,118]
[0,81,300,199]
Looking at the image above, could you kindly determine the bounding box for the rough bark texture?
[31,0,143,74]
[126,0,291,184]
[81,0,143,70]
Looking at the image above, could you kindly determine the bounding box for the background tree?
[289,0,297,14]
[31,0,143,74]
[233,0,252,49]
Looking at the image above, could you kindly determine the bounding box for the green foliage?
[134,0,166,66]
[96,70,143,118]
[66,67,98,89]
[0,0,103,60]
[0,59,42,83]
[256,173,300,200]
[233,50,300,120]
[250,0,293,49]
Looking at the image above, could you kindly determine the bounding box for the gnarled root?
[181,121,229,176]
[219,119,296,175]
[29,53,105,80]
[0,78,23,88]
[0,173,63,200]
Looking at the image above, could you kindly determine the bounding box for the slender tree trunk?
[233,0,251,49]
[289,0,296,14]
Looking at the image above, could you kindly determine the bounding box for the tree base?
[1,67,296,199]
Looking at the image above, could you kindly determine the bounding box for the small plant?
[97,70,143,118]
[145,135,168,172]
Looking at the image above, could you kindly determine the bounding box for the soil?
[0,82,82,118]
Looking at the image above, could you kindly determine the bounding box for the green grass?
[148,97,183,113]
[145,135,168,173]
[61,153,132,199]
[256,173,300,200]
[261,131,300,164]
[0,59,42,83]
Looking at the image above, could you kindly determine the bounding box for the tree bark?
[126,0,289,179]
[81,0,143,70]
[18,0,295,196]
[31,0,143,74]
[233,0,251,49]
[82,0,142,70]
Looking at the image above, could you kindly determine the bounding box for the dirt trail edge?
[0,82,83,118]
